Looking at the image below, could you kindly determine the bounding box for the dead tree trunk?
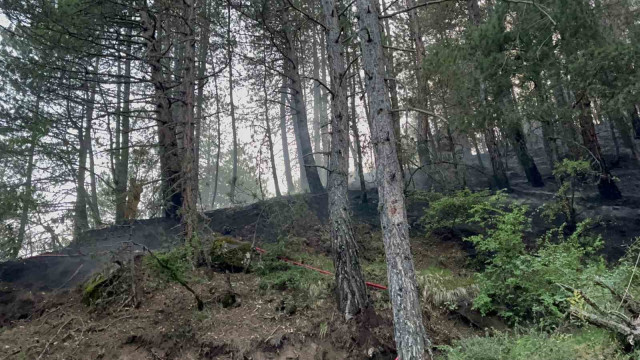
[356,0,431,357]
[321,0,369,319]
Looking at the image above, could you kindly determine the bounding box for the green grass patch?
[439,327,631,360]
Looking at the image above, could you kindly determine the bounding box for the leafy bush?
[541,159,596,231]
[420,189,498,233]
[440,328,629,360]
[467,199,605,324]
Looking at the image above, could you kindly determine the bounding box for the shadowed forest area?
[0,0,639,359]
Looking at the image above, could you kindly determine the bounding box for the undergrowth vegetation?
[440,328,633,360]
[424,188,640,356]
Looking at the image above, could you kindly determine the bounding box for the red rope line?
[254,247,388,291]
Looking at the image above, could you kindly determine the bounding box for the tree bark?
[195,0,211,200]
[180,0,198,240]
[211,71,222,208]
[141,4,181,218]
[348,51,368,202]
[280,75,295,194]
[284,27,325,194]
[575,91,621,200]
[321,0,369,320]
[115,29,132,224]
[379,1,404,178]
[320,32,330,185]
[356,0,431,358]
[263,52,281,197]
[505,122,544,187]
[74,74,97,238]
[227,2,238,204]
[312,31,323,168]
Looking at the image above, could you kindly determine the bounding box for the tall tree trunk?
[631,104,640,139]
[505,122,544,187]
[321,0,369,319]
[74,79,95,238]
[115,30,132,224]
[141,4,181,218]
[289,91,309,192]
[379,1,404,178]
[280,75,295,194]
[228,2,238,204]
[88,122,101,226]
[406,0,433,169]
[211,71,222,208]
[607,113,621,165]
[356,1,431,358]
[467,0,509,190]
[503,87,544,187]
[15,97,40,258]
[575,91,621,200]
[180,0,198,240]
[263,53,281,197]
[349,51,367,202]
[484,127,510,189]
[195,0,211,199]
[312,31,322,168]
[284,28,325,194]
[320,32,330,185]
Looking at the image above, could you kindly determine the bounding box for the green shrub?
[255,237,333,301]
[468,199,605,324]
[440,328,628,360]
[420,189,499,233]
[143,245,192,283]
[541,159,596,230]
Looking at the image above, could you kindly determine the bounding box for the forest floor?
[0,215,490,359]
[3,153,640,359]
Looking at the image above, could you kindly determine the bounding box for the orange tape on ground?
[254,247,388,291]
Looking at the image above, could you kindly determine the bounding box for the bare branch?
[391,107,449,124]
[380,0,453,19]
[285,0,327,30]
